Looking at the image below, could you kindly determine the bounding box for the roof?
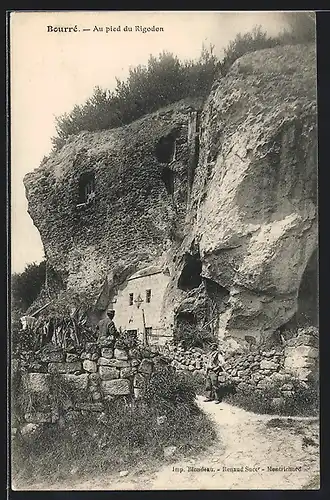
[127,265,168,281]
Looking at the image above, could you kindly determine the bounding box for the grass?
[11,368,217,489]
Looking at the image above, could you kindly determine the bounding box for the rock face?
[24,44,317,342]
[168,44,318,341]
[24,97,203,294]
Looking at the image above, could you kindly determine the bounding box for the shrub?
[173,322,217,350]
[145,368,197,413]
[11,261,47,313]
[226,376,319,416]
[52,46,219,150]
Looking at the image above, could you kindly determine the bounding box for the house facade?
[109,266,172,346]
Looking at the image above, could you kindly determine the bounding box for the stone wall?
[12,342,169,427]
[166,326,319,392]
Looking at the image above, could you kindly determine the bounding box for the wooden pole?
[141,308,148,346]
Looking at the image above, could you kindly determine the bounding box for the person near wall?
[204,343,226,404]
[96,310,119,347]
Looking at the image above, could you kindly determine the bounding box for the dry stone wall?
[13,342,170,427]
[166,326,319,394]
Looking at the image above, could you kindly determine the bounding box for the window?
[145,327,152,337]
[129,293,134,306]
[146,289,152,303]
[78,172,95,205]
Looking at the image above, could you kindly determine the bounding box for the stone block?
[66,353,80,362]
[120,367,137,378]
[101,348,114,359]
[138,359,154,374]
[98,357,114,366]
[101,379,131,396]
[97,358,130,369]
[85,342,100,354]
[114,348,128,360]
[260,360,279,370]
[133,373,146,389]
[270,372,287,383]
[61,373,89,391]
[39,349,65,363]
[48,361,82,374]
[188,364,195,371]
[257,377,273,390]
[99,366,120,381]
[23,373,50,394]
[83,360,97,373]
[89,372,100,384]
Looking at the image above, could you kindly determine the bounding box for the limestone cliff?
[170,43,317,341]
[24,44,317,342]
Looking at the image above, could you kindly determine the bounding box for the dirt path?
[27,397,320,490]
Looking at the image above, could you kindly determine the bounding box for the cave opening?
[178,253,202,291]
[296,248,318,327]
[280,248,318,335]
[161,166,175,195]
[155,133,176,164]
[78,171,95,205]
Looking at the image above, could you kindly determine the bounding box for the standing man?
[96,310,119,347]
[204,343,226,404]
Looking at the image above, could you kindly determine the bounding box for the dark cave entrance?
[161,166,175,195]
[279,248,318,335]
[296,248,318,327]
[178,253,202,291]
[155,133,176,164]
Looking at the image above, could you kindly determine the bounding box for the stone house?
[108,265,171,346]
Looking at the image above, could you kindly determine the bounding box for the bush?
[52,46,219,150]
[226,376,319,416]
[11,261,47,313]
[173,322,217,350]
[51,16,315,151]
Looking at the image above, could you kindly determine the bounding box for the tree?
[11,261,46,313]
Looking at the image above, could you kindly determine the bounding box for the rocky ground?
[20,396,319,491]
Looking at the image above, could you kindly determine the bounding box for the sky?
[10,10,294,273]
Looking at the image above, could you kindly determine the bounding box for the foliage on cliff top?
[51,14,315,152]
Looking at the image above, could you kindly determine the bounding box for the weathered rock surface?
[24,98,203,295]
[24,45,317,342]
[169,44,317,340]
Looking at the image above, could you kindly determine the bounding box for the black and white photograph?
[9,10,319,490]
